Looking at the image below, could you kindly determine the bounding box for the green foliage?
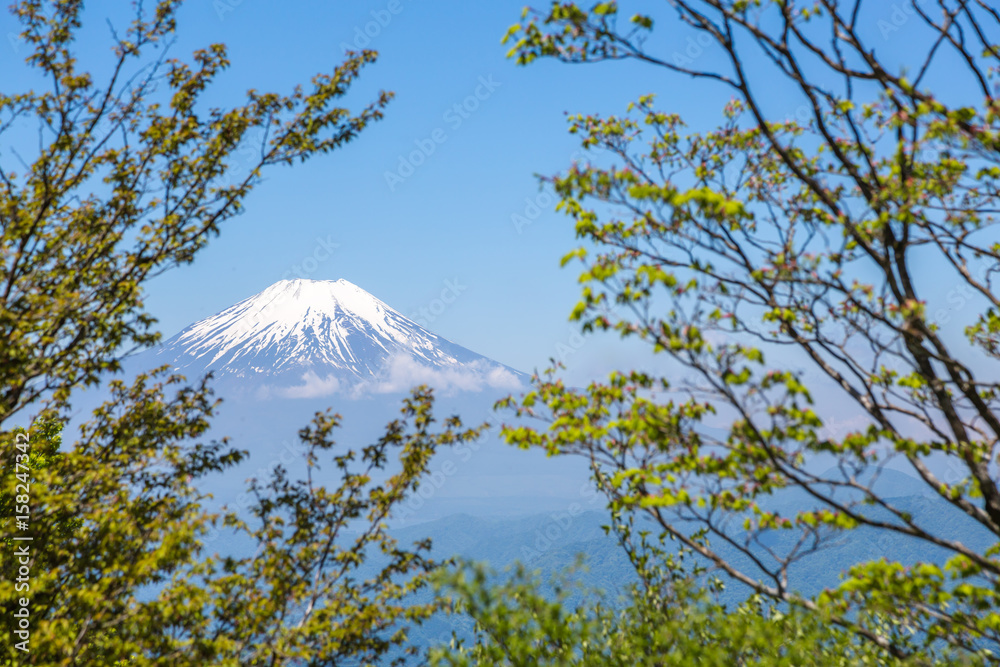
[0,417,76,553]
[0,0,391,425]
[1,375,482,665]
[471,0,1000,663]
[430,557,904,666]
[0,1,480,664]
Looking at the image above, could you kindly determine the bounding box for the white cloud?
[354,354,524,397]
[273,370,341,399]
[249,357,524,400]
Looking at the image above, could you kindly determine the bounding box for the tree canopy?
[0,2,480,664]
[446,0,1000,662]
[0,0,390,426]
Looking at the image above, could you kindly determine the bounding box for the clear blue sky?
[1,1,731,383]
[0,1,968,390]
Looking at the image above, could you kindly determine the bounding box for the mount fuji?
[113,278,590,524]
[136,279,526,399]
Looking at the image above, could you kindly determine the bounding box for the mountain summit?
[140,279,524,398]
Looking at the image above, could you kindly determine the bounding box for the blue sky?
[2,1,729,383]
[0,0,977,391]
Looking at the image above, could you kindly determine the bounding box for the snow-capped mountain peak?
[142,279,524,398]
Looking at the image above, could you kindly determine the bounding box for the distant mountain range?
[397,496,999,654]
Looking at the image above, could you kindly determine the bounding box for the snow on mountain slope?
[139,279,525,398]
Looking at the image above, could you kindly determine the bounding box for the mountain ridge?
[133,278,526,398]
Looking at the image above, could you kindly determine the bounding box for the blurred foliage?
[434,1,1000,664]
[0,1,482,664]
